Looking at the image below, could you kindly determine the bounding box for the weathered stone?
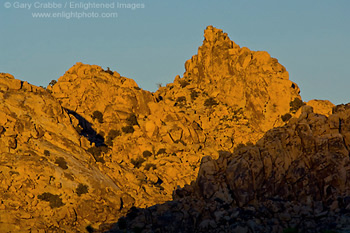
[1,25,348,233]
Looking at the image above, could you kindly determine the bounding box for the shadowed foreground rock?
[108,105,350,233]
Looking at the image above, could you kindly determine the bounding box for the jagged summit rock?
[157,25,301,144]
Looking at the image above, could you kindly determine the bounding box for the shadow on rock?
[104,105,350,233]
[65,108,105,146]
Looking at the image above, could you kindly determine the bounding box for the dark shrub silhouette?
[190,90,199,100]
[144,163,156,171]
[122,125,135,134]
[204,97,218,107]
[49,80,57,87]
[92,111,103,123]
[103,67,114,75]
[38,192,64,208]
[142,150,152,158]
[179,80,190,88]
[175,96,187,107]
[281,113,292,122]
[157,148,166,155]
[55,157,68,169]
[176,96,186,102]
[76,183,89,196]
[106,129,121,146]
[131,157,145,168]
[290,98,305,113]
[44,150,50,156]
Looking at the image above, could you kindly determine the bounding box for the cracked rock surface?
[0,26,340,232]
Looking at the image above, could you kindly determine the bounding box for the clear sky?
[1,0,349,104]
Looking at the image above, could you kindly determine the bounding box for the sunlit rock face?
[157,25,301,146]
[0,26,341,232]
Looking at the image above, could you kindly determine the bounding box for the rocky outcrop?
[110,105,350,233]
[306,99,334,116]
[48,63,206,209]
[156,26,301,142]
[0,26,342,232]
[0,73,126,232]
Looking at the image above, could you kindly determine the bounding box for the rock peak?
[202,25,239,49]
[203,25,229,43]
[158,26,301,133]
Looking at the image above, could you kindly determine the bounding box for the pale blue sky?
[0,0,349,104]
